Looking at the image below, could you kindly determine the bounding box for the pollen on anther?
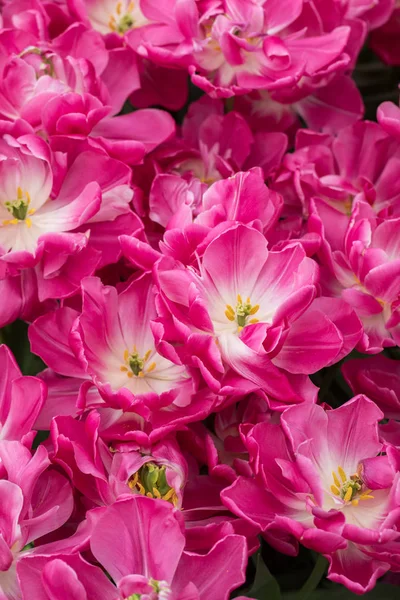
[249,304,260,315]
[249,318,259,324]
[237,294,243,304]
[343,487,353,503]
[225,310,235,321]
[124,349,129,362]
[147,362,156,373]
[330,485,340,496]
[127,372,133,378]
[116,1,122,14]
[120,366,128,372]
[332,471,340,488]
[144,349,152,362]
[338,466,347,483]
[25,218,32,228]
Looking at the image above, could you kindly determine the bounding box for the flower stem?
[297,554,328,600]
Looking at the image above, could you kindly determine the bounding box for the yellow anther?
[136,481,145,495]
[147,362,156,373]
[225,310,235,321]
[249,304,260,315]
[343,487,353,503]
[162,488,175,502]
[146,491,153,498]
[237,294,243,304]
[144,349,152,362]
[17,187,23,199]
[351,499,359,506]
[246,297,250,303]
[225,304,235,315]
[332,471,340,488]
[10,219,18,225]
[138,371,144,377]
[128,1,135,10]
[108,17,116,30]
[330,485,340,496]
[116,1,122,14]
[25,218,32,228]
[237,326,243,333]
[120,366,128,372]
[359,494,374,500]
[26,191,31,204]
[28,209,35,216]
[124,349,129,362]
[249,318,259,324]
[153,487,161,499]
[127,371,133,378]
[128,471,139,489]
[338,466,347,483]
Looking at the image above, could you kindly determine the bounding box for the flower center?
[121,347,156,378]
[225,294,259,331]
[124,579,172,600]
[3,187,35,228]
[330,466,374,506]
[128,462,178,505]
[109,1,136,34]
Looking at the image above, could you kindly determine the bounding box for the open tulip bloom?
[2,0,400,598]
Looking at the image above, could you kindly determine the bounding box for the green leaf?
[246,552,281,600]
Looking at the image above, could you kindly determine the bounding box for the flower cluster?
[1,0,400,598]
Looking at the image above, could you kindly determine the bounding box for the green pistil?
[5,199,29,220]
[340,478,361,501]
[235,301,253,327]
[117,14,134,33]
[129,352,144,376]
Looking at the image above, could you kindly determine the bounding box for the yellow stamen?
[330,485,340,496]
[237,294,243,304]
[146,491,153,498]
[138,371,144,377]
[144,349,152,361]
[17,187,23,199]
[332,471,340,488]
[249,304,260,315]
[351,499,359,506]
[359,494,374,500]
[343,487,353,503]
[124,349,129,362]
[237,326,243,333]
[162,488,175,502]
[25,218,32,228]
[338,466,347,483]
[116,1,122,14]
[225,310,235,321]
[249,318,259,324]
[120,366,128,372]
[127,371,133,378]
[108,17,116,30]
[28,209,35,215]
[10,219,18,225]
[153,487,161,499]
[128,1,135,10]
[136,481,145,495]
[128,472,139,489]
[246,297,251,303]
[147,362,156,373]
[225,304,235,315]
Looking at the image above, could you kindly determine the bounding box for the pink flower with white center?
[0,133,100,259]
[222,396,400,594]
[156,223,361,400]
[82,0,150,35]
[31,273,194,411]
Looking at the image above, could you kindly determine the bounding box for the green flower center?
[128,462,178,505]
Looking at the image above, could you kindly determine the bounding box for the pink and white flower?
[223,396,400,594]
